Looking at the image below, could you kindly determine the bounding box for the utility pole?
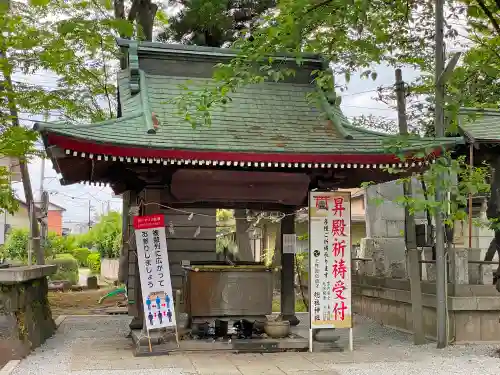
[88,200,92,230]
[40,191,49,257]
[395,68,425,345]
[0,47,43,265]
[434,0,448,349]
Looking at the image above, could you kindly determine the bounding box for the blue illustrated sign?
[134,214,177,331]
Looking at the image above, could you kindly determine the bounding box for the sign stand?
[308,328,313,353]
[308,191,354,353]
[349,327,353,351]
[174,326,180,348]
[147,329,153,352]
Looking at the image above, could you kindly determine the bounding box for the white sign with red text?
[309,191,352,330]
[134,214,177,331]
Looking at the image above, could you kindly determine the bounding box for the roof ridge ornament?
[128,40,140,95]
[318,89,353,140]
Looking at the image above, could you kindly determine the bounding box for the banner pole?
[308,191,313,353]
[308,328,313,353]
[348,327,353,351]
[147,328,152,353]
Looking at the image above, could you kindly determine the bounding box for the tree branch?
[99,36,114,119]
[128,0,141,22]
[305,0,333,15]
[114,0,125,20]
[476,0,500,36]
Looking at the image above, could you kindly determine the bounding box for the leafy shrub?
[46,232,77,257]
[74,232,94,249]
[3,228,28,260]
[73,247,91,267]
[4,229,82,261]
[87,253,101,274]
[47,253,79,285]
[71,212,122,259]
[90,211,122,258]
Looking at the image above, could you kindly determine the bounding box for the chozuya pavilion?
[35,38,462,353]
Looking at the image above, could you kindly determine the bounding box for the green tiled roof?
[459,108,500,143]
[34,39,464,156]
[35,70,463,155]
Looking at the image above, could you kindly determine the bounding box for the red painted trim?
[47,133,441,164]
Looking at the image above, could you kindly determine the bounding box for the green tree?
[2,228,29,260]
[158,0,276,47]
[85,211,122,258]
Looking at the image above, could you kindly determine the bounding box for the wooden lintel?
[159,200,298,211]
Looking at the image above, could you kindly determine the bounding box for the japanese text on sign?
[134,214,177,331]
[309,191,352,329]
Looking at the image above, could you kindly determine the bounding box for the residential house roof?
[458,108,500,143]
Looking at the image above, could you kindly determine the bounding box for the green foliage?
[3,228,82,261]
[170,0,454,127]
[216,209,234,222]
[73,247,91,267]
[87,253,101,275]
[362,149,491,227]
[47,253,79,285]
[45,232,76,257]
[158,0,275,47]
[3,228,29,261]
[73,232,94,249]
[85,211,122,258]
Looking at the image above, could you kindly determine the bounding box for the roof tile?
[36,71,462,155]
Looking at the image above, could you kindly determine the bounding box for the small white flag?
[168,221,175,235]
[193,226,201,238]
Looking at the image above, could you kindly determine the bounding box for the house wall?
[0,205,30,245]
[351,195,365,217]
[6,205,30,230]
[47,210,63,235]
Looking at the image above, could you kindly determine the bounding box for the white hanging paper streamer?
[188,212,194,221]
[193,226,201,238]
[129,205,140,216]
[168,221,175,235]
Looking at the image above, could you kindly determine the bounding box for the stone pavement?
[8,314,500,375]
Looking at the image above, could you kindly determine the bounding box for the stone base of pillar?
[129,316,143,330]
[278,314,300,326]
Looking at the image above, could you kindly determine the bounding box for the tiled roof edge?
[116,38,323,64]
[33,111,145,133]
[459,107,500,115]
[128,40,140,95]
[139,70,156,134]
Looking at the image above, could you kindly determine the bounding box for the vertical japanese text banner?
[309,191,352,329]
[134,214,177,331]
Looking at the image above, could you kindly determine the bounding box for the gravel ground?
[8,314,500,375]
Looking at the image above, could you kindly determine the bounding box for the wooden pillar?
[127,190,143,330]
[280,212,300,326]
[133,188,163,331]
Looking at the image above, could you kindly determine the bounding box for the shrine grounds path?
[6,314,500,375]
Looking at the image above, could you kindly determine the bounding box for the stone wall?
[0,266,56,366]
[353,274,500,342]
[101,258,119,281]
